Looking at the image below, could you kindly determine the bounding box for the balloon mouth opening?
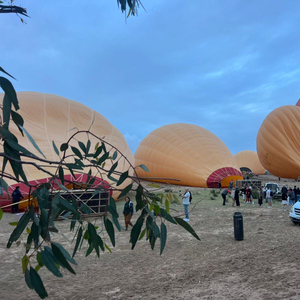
[206,167,243,188]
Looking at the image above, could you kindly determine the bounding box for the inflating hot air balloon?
[257,105,300,179]
[134,123,243,188]
[234,150,265,175]
[0,92,134,211]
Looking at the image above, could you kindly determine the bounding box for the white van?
[289,201,300,224]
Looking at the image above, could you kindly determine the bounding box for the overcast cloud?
[1,0,300,155]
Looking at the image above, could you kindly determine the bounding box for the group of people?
[281,185,300,211]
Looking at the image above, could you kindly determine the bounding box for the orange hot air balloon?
[234,150,265,175]
[257,105,300,179]
[0,92,134,210]
[134,123,243,188]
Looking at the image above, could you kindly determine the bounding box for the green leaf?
[104,244,112,253]
[71,146,83,160]
[51,243,76,274]
[116,170,129,186]
[22,255,29,274]
[51,242,77,265]
[52,141,59,156]
[139,164,149,172]
[7,212,31,248]
[72,226,83,258]
[0,207,3,221]
[130,215,145,250]
[86,245,94,257]
[11,110,24,135]
[58,166,64,185]
[0,76,19,110]
[86,140,91,155]
[154,204,161,216]
[29,267,48,299]
[0,177,9,195]
[88,223,100,258]
[97,152,109,165]
[108,162,118,178]
[165,198,170,214]
[80,202,92,214]
[139,228,146,240]
[117,183,133,199]
[160,208,177,224]
[104,217,115,247]
[60,143,68,151]
[174,217,201,240]
[37,252,44,267]
[20,126,46,158]
[160,223,167,255]
[112,150,118,160]
[41,250,63,277]
[78,141,86,154]
[9,222,19,226]
[107,205,119,218]
[0,67,16,79]
[93,146,102,158]
[25,268,34,290]
[145,206,155,220]
[135,184,144,211]
[58,197,75,213]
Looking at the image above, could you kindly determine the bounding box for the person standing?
[229,180,233,190]
[258,187,263,206]
[11,186,23,214]
[235,187,240,207]
[288,188,296,205]
[266,187,272,208]
[231,188,236,207]
[123,197,134,230]
[282,192,288,211]
[181,188,191,222]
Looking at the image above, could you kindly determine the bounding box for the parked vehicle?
[290,201,300,225]
[262,183,280,199]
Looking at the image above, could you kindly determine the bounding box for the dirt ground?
[1,175,300,300]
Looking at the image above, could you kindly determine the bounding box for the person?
[288,188,296,205]
[266,187,272,208]
[293,186,298,202]
[221,189,231,206]
[11,186,23,214]
[229,180,233,190]
[123,196,134,230]
[231,188,236,207]
[281,185,288,195]
[282,191,288,211]
[235,187,240,207]
[258,187,263,206]
[297,187,300,202]
[241,185,246,202]
[218,180,222,190]
[181,188,191,222]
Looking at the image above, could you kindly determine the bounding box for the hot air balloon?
[134,123,243,188]
[257,105,300,179]
[0,92,134,211]
[234,150,265,175]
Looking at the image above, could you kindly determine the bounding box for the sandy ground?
[1,175,300,300]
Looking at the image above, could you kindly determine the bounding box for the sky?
[1,0,300,156]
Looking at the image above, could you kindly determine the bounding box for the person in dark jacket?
[235,187,240,206]
[11,186,23,213]
[221,189,231,206]
[123,197,134,230]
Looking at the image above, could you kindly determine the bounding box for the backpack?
[189,191,192,203]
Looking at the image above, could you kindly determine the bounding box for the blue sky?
[1,1,300,155]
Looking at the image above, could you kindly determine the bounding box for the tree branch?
[0,5,29,17]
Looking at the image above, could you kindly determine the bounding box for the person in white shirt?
[181,188,191,222]
[266,187,272,208]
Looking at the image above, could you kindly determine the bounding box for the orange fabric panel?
[234,150,265,175]
[256,105,300,179]
[134,123,242,187]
